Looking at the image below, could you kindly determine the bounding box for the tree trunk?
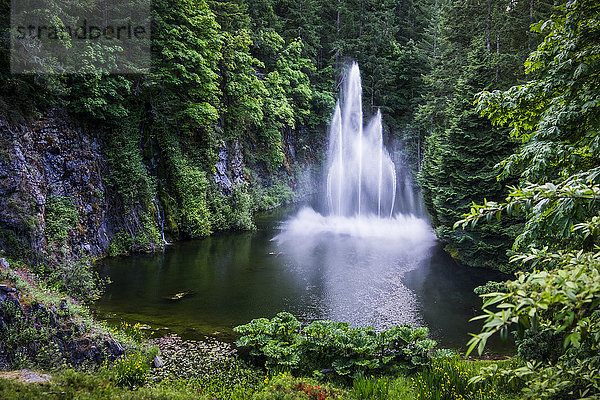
[530,0,534,19]
[486,0,491,52]
[495,33,500,82]
[337,0,341,34]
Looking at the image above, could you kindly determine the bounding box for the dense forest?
[0,0,599,398]
[0,0,435,274]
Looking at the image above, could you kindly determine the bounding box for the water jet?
[326,62,397,218]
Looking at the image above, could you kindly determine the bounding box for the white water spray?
[326,63,396,217]
[278,62,432,244]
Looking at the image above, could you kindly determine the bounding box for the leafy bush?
[32,258,107,302]
[230,185,256,230]
[453,1,600,397]
[0,259,123,371]
[473,281,507,296]
[107,231,135,257]
[119,322,147,344]
[466,255,600,398]
[256,180,295,211]
[235,312,302,368]
[234,312,436,377]
[104,120,163,255]
[34,342,68,371]
[514,328,562,364]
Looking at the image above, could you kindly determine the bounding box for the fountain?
[276,62,432,242]
[326,62,396,217]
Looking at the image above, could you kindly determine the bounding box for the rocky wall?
[0,109,112,264]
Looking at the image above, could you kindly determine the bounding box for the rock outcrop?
[213,138,247,194]
[0,258,125,370]
[0,109,112,263]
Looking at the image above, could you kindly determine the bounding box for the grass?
[0,369,256,400]
[0,358,520,400]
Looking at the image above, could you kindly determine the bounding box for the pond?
[95,201,514,355]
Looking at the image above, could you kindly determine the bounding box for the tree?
[460,1,600,397]
[418,0,549,270]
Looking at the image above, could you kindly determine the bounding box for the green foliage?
[45,195,78,245]
[475,0,600,183]
[230,185,257,230]
[68,75,134,121]
[119,322,147,345]
[352,376,390,400]
[457,1,600,398]
[455,175,600,253]
[151,0,221,136]
[0,260,116,371]
[256,180,295,211]
[234,312,436,377]
[466,252,600,395]
[155,130,214,239]
[208,183,256,232]
[412,356,520,400]
[254,373,342,400]
[473,281,507,296]
[23,257,106,303]
[105,118,162,254]
[49,259,107,302]
[176,164,212,238]
[0,368,261,400]
[34,342,68,371]
[105,121,154,209]
[0,295,52,354]
[220,29,267,141]
[235,312,302,368]
[107,232,135,257]
[417,0,546,270]
[514,328,562,364]
[111,351,151,387]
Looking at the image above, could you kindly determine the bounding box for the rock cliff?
[0,110,112,264]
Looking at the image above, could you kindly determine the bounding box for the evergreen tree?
[418,0,550,270]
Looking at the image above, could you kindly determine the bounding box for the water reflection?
[274,207,436,329]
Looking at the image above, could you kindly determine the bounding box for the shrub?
[235,312,302,368]
[230,184,256,230]
[119,322,147,344]
[34,341,68,371]
[107,231,134,257]
[256,180,294,211]
[473,281,507,296]
[32,258,107,302]
[234,312,436,377]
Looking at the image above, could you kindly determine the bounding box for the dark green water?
[95,204,513,354]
